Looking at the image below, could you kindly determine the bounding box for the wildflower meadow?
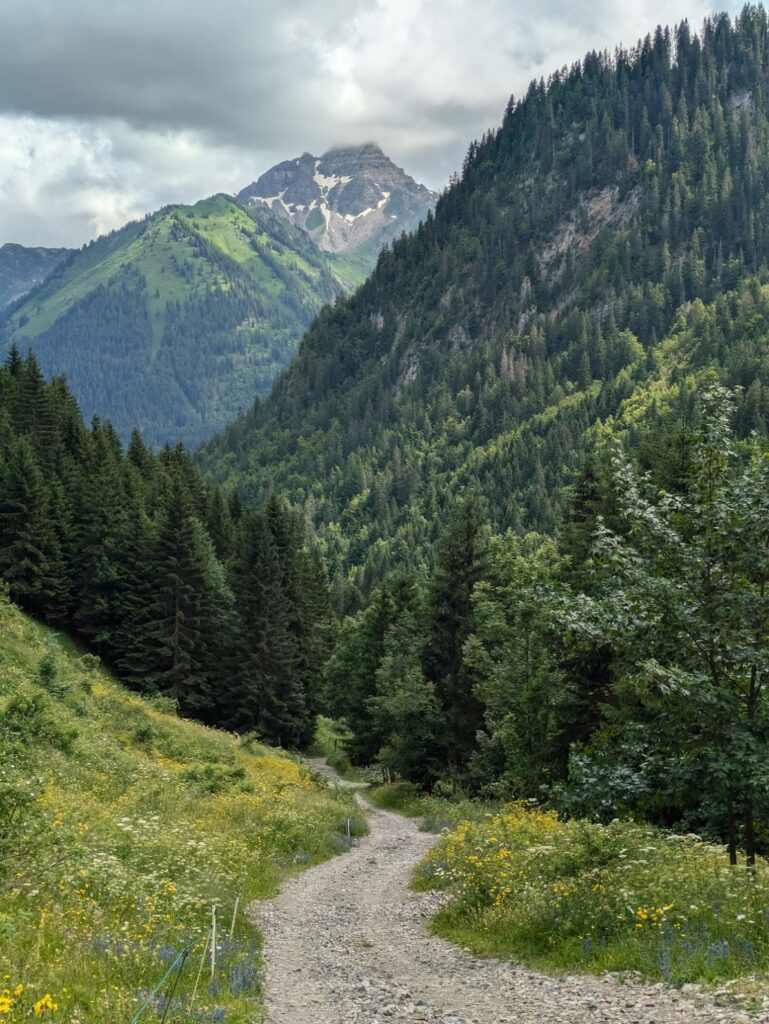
[416,802,769,985]
[0,596,365,1022]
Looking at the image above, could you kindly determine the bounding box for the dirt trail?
[248,762,761,1024]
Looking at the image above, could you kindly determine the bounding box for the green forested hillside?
[323,314,769,839]
[1,196,342,447]
[194,9,769,858]
[200,9,769,598]
[0,348,334,747]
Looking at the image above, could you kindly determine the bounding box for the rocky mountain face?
[236,143,436,255]
[0,243,72,308]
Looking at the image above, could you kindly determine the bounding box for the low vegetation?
[369,777,769,986]
[416,804,769,986]
[367,781,488,833]
[0,595,365,1022]
[307,716,357,778]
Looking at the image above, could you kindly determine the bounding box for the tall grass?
[0,598,365,1022]
[416,803,769,984]
[367,781,494,833]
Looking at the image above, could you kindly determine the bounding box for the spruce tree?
[422,495,486,773]
[0,437,65,620]
[229,510,305,746]
[152,481,205,711]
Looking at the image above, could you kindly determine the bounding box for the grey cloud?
[0,116,270,246]
[0,0,727,148]
[0,0,747,246]
[0,0,361,148]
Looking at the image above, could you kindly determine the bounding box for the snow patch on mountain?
[314,165,353,193]
[235,144,436,256]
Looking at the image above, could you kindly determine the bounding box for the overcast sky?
[0,0,743,247]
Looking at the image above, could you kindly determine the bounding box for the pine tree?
[0,437,66,620]
[152,481,206,712]
[422,495,486,773]
[109,502,164,691]
[229,510,305,746]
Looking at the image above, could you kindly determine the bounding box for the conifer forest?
[8,6,769,1020]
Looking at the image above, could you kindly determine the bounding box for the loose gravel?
[248,763,768,1023]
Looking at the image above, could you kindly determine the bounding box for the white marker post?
[210,902,218,982]
[229,896,240,940]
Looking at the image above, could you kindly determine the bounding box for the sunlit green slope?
[0,592,364,1021]
[1,195,342,447]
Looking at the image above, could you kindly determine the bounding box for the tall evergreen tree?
[422,495,486,772]
[0,436,65,620]
[229,510,304,745]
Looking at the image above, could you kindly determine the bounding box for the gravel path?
[248,763,765,1023]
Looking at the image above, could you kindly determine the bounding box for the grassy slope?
[0,595,365,1022]
[4,221,147,340]
[0,196,359,447]
[3,197,326,352]
[325,241,380,291]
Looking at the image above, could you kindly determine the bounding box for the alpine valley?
[10,9,769,1020]
[196,8,769,847]
[0,145,436,448]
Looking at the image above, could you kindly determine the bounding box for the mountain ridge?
[236,142,437,255]
[0,195,341,447]
[199,9,769,595]
[1,143,436,447]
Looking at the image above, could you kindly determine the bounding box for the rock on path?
[248,763,764,1023]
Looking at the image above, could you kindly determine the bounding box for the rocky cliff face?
[236,144,436,255]
[0,243,72,308]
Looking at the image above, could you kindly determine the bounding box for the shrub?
[418,804,769,983]
[181,762,248,793]
[0,691,77,752]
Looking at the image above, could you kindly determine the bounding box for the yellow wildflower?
[33,993,60,1014]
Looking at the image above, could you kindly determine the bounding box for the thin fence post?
[229,896,240,940]
[210,902,218,983]
[189,929,211,1013]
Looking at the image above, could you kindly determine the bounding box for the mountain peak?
[235,144,436,255]
[321,141,384,158]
